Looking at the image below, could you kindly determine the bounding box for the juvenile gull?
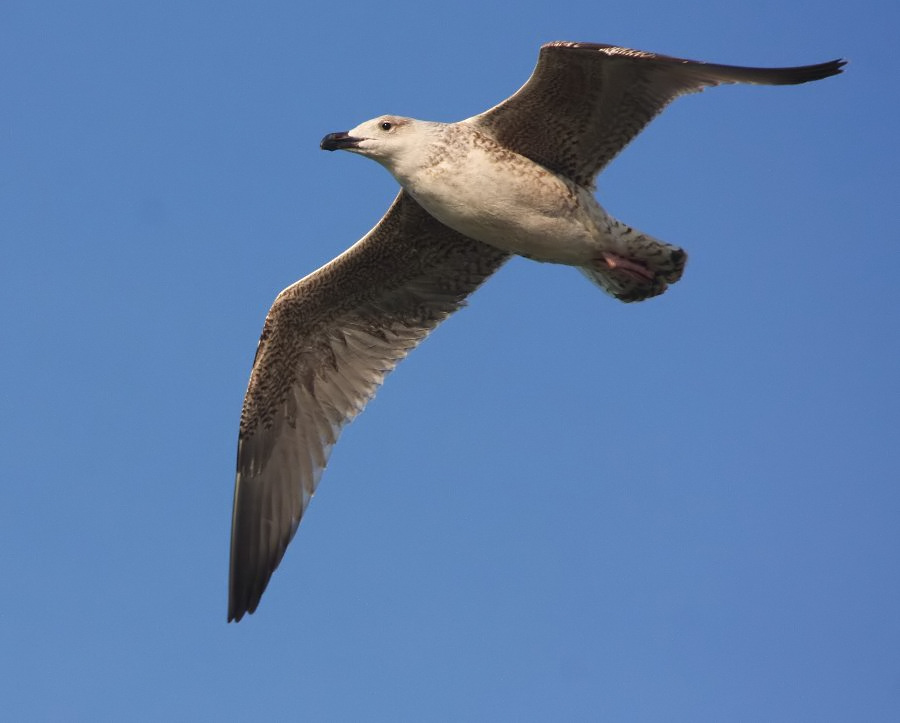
[228,41,844,621]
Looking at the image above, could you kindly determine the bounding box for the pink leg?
[599,252,654,282]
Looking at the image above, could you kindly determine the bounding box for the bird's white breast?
[396,132,613,265]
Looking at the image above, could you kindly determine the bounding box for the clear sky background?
[2,1,897,720]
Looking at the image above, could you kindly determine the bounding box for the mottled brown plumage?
[228,42,844,622]
[229,193,507,620]
[474,42,845,188]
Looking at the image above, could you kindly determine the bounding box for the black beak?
[320,131,362,151]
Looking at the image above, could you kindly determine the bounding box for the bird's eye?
[380,121,393,131]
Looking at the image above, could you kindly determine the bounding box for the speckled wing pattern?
[471,42,845,188]
[228,191,508,621]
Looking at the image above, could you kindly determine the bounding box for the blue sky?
[2,1,897,720]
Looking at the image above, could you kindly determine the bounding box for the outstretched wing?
[229,191,509,621]
[470,42,845,187]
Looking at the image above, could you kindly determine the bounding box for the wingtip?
[228,571,266,622]
[227,599,244,623]
[227,598,244,623]
[227,595,257,623]
[806,57,847,81]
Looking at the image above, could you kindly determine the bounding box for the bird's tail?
[579,224,687,303]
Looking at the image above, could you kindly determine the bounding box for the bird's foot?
[598,252,655,283]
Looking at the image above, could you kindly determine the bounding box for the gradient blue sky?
[2,1,897,720]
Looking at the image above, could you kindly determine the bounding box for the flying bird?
[228,41,844,621]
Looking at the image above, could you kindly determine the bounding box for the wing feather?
[471,42,845,187]
[228,191,508,621]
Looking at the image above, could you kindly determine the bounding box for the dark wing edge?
[228,192,509,621]
[542,42,846,85]
[470,41,845,187]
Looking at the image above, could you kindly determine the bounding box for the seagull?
[228,41,844,621]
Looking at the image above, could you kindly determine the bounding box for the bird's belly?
[443,205,598,263]
[408,160,608,265]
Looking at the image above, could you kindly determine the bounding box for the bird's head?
[320,115,427,179]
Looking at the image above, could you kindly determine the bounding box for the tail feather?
[580,227,687,302]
